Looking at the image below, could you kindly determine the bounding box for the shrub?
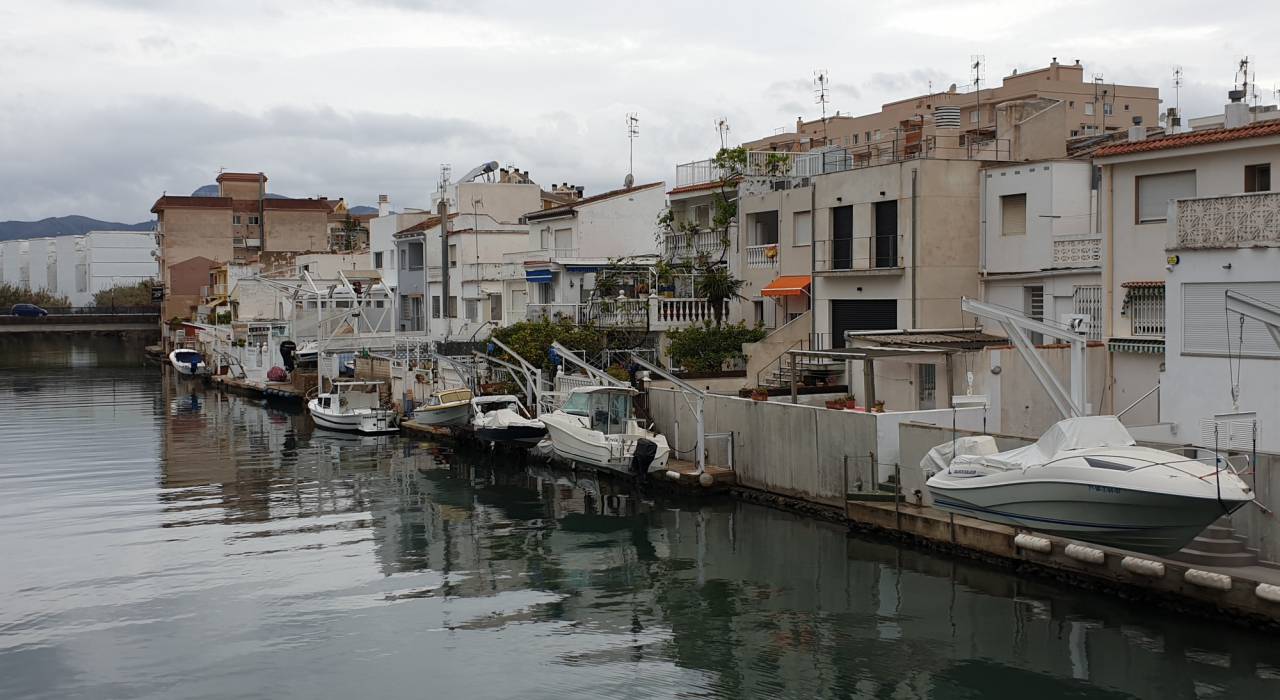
[0,282,69,309]
[490,318,608,371]
[92,280,155,307]
[665,321,766,373]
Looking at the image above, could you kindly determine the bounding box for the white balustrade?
[1176,192,1280,249]
[746,244,779,268]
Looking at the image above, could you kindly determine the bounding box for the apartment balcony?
[502,248,580,264]
[746,244,779,269]
[664,230,726,260]
[200,283,229,300]
[813,238,904,275]
[1172,192,1280,249]
[1051,234,1103,267]
[526,296,723,331]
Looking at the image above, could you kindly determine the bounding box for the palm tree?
[694,265,744,327]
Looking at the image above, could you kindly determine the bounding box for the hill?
[0,216,154,241]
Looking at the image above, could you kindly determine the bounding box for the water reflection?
[1,353,1279,699]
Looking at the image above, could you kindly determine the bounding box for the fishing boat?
[413,387,474,427]
[922,416,1254,554]
[539,386,670,476]
[471,394,546,445]
[307,381,399,434]
[168,348,207,376]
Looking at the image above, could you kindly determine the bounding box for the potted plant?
[825,398,842,410]
[750,387,769,401]
[844,395,858,410]
[873,399,886,413]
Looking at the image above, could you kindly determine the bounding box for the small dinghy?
[471,395,546,445]
[168,348,207,376]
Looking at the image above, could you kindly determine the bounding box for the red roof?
[151,196,232,213]
[1095,121,1280,157]
[262,198,332,211]
[1121,280,1165,288]
[667,179,738,196]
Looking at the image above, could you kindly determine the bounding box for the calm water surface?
[2,338,1279,699]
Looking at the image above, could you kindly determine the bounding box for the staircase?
[762,352,844,388]
[1170,517,1259,568]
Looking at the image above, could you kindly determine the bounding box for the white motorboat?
[539,386,670,476]
[308,381,399,434]
[168,348,207,376]
[413,387,474,427]
[471,394,546,445]
[923,416,1253,555]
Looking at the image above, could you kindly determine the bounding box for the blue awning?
[525,269,554,284]
[564,264,602,273]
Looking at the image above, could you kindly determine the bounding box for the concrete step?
[1168,547,1259,568]
[1186,536,1250,554]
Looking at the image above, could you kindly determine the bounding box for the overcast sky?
[2,0,1277,222]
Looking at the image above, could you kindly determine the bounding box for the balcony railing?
[502,248,580,264]
[200,283,229,299]
[1173,192,1280,249]
[1051,234,1103,267]
[525,296,723,331]
[666,229,728,259]
[746,244,779,269]
[813,237,903,272]
[652,297,726,331]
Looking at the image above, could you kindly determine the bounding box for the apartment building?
[151,171,332,320]
[980,159,1102,340]
[0,230,157,306]
[394,178,544,338]
[1095,97,1280,431]
[745,59,1159,154]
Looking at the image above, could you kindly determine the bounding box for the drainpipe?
[910,167,919,329]
[258,173,266,252]
[978,168,987,301]
[810,177,817,348]
[1103,164,1115,414]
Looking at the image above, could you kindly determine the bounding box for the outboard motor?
[280,340,297,373]
[631,438,658,476]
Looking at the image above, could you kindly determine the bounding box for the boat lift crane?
[549,341,628,388]
[961,297,1089,419]
[479,337,544,415]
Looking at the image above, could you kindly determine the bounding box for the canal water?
[2,338,1279,699]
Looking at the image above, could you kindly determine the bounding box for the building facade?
[0,230,157,306]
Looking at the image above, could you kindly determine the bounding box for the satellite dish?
[623,173,635,188]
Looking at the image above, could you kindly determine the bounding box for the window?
[970,109,979,124]
[693,205,711,229]
[233,215,242,225]
[447,296,458,318]
[1103,102,1113,116]
[872,129,881,141]
[431,296,441,318]
[374,251,383,269]
[247,215,260,225]
[400,295,411,320]
[1000,193,1027,236]
[490,294,502,321]
[540,227,553,249]
[864,130,871,143]
[852,133,859,145]
[1073,285,1103,341]
[1245,164,1272,193]
[375,300,385,308]
[1069,100,1075,108]
[1085,102,1095,116]
[1123,104,1130,111]
[554,228,573,253]
[448,244,457,268]
[1136,171,1196,223]
[793,211,812,246]
[399,251,407,270]
[1025,286,1045,345]
[917,364,937,410]
[753,300,765,327]
[465,299,478,321]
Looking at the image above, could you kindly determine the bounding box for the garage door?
[830,299,897,348]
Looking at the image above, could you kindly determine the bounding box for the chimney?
[796,117,804,131]
[1225,89,1249,129]
[1127,115,1146,142]
[377,194,390,217]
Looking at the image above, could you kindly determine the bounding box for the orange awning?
[761,275,811,298]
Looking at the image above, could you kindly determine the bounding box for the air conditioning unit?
[246,238,262,247]
[232,237,246,247]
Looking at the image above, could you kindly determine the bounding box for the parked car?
[10,304,49,317]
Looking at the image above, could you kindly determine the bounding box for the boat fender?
[631,438,658,476]
[665,470,681,481]
[1183,569,1233,591]
[1064,543,1106,565]
[1121,556,1166,578]
[1256,583,1280,604]
[1014,533,1052,554]
[698,472,714,488]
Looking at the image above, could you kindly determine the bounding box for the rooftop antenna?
[970,55,985,126]
[715,117,731,150]
[814,69,830,140]
[626,112,639,181]
[1173,65,1183,113]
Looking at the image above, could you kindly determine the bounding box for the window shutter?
[1137,171,1196,223]
[1183,282,1280,358]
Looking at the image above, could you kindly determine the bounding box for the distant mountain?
[190,184,291,199]
[349,205,377,216]
[0,215,154,242]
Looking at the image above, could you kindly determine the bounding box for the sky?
[1,0,1277,223]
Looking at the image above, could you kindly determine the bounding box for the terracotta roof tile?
[525,182,664,220]
[1095,121,1280,157]
[667,178,739,195]
[1121,280,1165,288]
[262,198,333,211]
[150,196,232,213]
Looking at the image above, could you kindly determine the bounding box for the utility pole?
[438,165,452,340]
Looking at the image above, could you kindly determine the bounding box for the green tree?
[0,283,69,309]
[490,318,608,371]
[694,265,744,327]
[665,321,766,373]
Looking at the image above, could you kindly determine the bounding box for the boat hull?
[541,416,670,476]
[308,400,399,435]
[929,479,1247,554]
[413,403,470,427]
[475,425,547,445]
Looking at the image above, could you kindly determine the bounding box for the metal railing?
[37,305,160,315]
[814,237,903,272]
[1127,289,1165,337]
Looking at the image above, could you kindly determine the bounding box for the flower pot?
[845,399,858,410]
[751,390,769,401]
[825,400,841,410]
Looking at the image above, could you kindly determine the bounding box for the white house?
[1094,95,1280,428]
[980,159,1102,340]
[366,195,433,292]
[0,230,157,306]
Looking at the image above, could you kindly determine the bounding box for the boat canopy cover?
[474,407,543,430]
[951,416,1136,473]
[920,435,998,477]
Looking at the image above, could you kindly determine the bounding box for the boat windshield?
[589,392,631,435]
[562,391,591,416]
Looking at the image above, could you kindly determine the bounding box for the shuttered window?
[1000,194,1027,235]
[1136,171,1196,224]
[1183,282,1280,358]
[793,211,812,246]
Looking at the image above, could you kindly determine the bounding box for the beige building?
[152,172,333,321]
[1093,100,1280,428]
[745,59,1159,156]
